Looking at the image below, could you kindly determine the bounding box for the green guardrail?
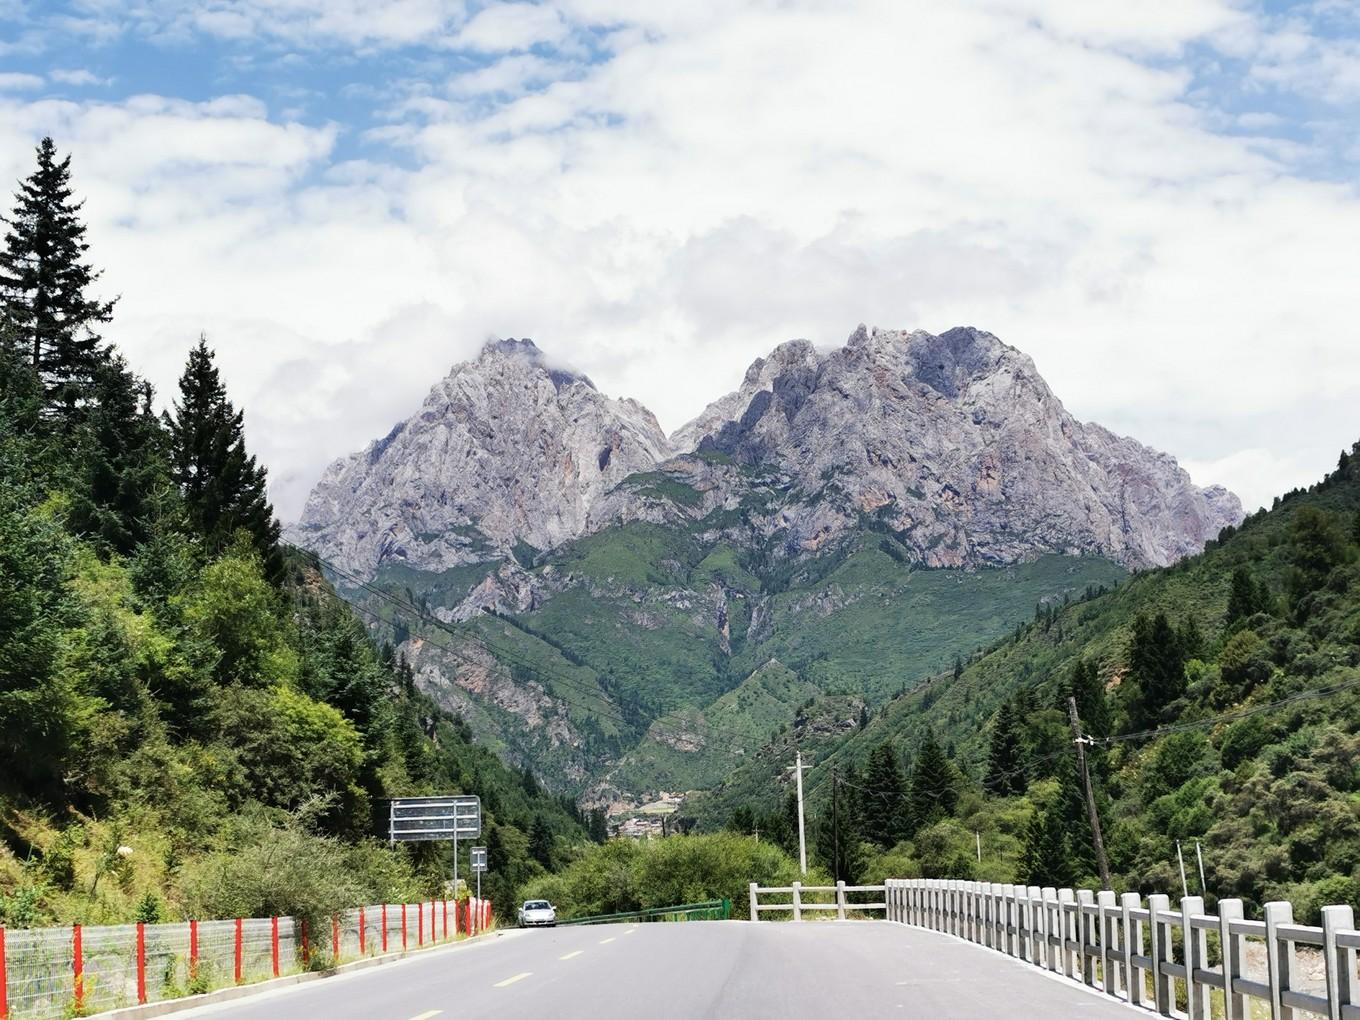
[559,899,731,926]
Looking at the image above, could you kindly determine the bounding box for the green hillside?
[693,439,1360,921]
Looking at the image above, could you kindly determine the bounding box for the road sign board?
[387,795,481,843]
[470,846,488,873]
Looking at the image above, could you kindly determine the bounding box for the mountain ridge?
[289,324,1241,580]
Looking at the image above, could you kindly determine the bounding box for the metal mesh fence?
[0,899,490,1019]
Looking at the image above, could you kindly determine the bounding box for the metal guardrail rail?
[559,900,731,926]
[755,875,1360,1020]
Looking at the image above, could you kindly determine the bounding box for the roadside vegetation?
[0,139,590,929]
[708,444,1360,923]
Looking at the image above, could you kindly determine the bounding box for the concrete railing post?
[836,880,847,921]
[1042,888,1059,972]
[1000,886,1011,957]
[1097,890,1118,997]
[1027,886,1042,964]
[1059,889,1078,980]
[1074,889,1092,983]
[1181,895,1207,1020]
[749,883,759,922]
[1148,893,1172,1016]
[1322,904,1354,1020]
[792,881,803,923]
[1218,898,1245,1020]
[1264,900,1295,1020]
[1121,891,1143,1007]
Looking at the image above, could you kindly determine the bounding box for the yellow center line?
[599,936,616,944]
[494,972,532,988]
[560,949,584,960]
[410,1012,443,1020]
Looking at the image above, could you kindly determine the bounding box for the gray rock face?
[667,325,1241,568]
[291,326,1241,578]
[288,338,672,576]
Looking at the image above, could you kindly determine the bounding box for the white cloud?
[4,0,1360,524]
[0,72,44,91]
[49,68,113,87]
[452,3,568,52]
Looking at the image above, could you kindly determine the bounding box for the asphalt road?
[169,921,1145,1019]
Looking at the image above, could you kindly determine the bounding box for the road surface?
[170,921,1143,1019]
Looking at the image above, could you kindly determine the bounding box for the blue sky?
[1,1,1359,518]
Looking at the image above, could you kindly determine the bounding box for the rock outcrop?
[291,326,1241,578]
[289,339,671,576]
[668,324,1241,568]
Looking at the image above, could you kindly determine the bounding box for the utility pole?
[787,751,810,875]
[1067,697,1112,890]
[1176,841,1189,898]
[831,770,840,882]
[1195,840,1207,895]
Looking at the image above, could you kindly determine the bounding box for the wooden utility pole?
[1068,696,1113,890]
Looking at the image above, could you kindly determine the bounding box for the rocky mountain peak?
[288,337,671,577]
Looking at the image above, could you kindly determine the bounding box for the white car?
[518,899,557,927]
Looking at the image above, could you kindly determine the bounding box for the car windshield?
[524,901,551,910]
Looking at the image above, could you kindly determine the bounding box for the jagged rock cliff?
[292,326,1240,579]
[289,339,672,576]
[665,325,1241,568]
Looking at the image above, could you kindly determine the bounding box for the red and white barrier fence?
[0,898,492,1019]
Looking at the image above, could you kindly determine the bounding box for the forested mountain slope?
[0,139,588,928]
[695,440,1360,920]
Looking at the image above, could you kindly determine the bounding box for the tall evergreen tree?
[1127,612,1186,728]
[0,137,115,427]
[813,774,861,882]
[985,701,1027,796]
[528,814,554,868]
[1064,659,1110,738]
[860,743,909,848]
[910,731,958,827]
[166,337,281,572]
[1226,567,1271,626]
[1020,800,1074,887]
[69,355,166,555]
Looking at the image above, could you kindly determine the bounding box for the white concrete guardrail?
[751,877,1360,1020]
[748,882,887,921]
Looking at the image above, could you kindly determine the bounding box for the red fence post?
[189,919,199,983]
[359,907,366,956]
[233,918,242,984]
[136,921,147,1004]
[271,916,280,977]
[401,904,408,950]
[72,924,84,1012]
[380,905,388,953]
[301,918,309,967]
[417,902,424,947]
[1,925,8,1020]
[332,915,339,963]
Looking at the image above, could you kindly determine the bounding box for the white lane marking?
[410,1012,443,1020]
[623,927,638,935]
[560,950,584,960]
[494,972,532,987]
[599,936,616,944]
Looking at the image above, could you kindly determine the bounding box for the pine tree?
[1020,800,1074,887]
[1066,660,1110,739]
[813,775,861,882]
[528,814,554,868]
[166,337,281,572]
[726,806,756,834]
[69,355,167,555]
[1288,506,1345,604]
[1226,567,1271,626]
[985,701,1027,796]
[860,743,908,848]
[1127,612,1186,728]
[910,731,958,827]
[0,137,115,427]
[588,808,609,843]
